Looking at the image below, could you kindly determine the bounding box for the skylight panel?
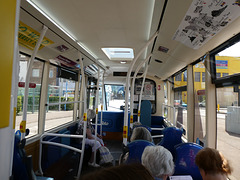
[101,48,134,60]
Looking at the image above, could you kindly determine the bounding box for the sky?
[218,41,240,57]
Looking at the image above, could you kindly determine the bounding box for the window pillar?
[187,65,194,142]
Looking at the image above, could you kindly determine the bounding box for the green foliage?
[17,96,22,115]
[49,96,74,111]
[66,97,74,110]
[16,95,75,113]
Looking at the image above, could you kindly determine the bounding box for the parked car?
[181,102,187,108]
[199,100,205,107]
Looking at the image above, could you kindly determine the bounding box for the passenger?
[132,121,142,128]
[76,109,104,167]
[195,147,232,180]
[141,146,174,180]
[81,163,154,180]
[119,126,153,164]
[130,126,153,142]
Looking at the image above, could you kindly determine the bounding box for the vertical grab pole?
[21,25,48,139]
[137,62,149,122]
[100,71,105,136]
[94,66,100,165]
[130,54,152,128]
[123,32,158,145]
[77,52,87,179]
[130,54,152,127]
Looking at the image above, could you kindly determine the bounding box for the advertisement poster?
[173,0,240,49]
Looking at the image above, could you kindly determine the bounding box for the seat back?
[140,100,152,127]
[13,133,53,180]
[126,140,154,164]
[174,143,203,180]
[158,127,182,157]
[12,134,29,180]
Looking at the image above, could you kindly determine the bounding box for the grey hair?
[130,127,152,142]
[87,109,96,120]
[133,122,142,128]
[142,146,174,178]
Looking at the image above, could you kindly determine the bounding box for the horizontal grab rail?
[152,135,164,138]
[151,128,165,131]
[40,132,83,139]
[39,132,84,176]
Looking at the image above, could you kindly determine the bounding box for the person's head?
[87,109,96,121]
[195,147,232,178]
[130,127,152,142]
[133,121,142,128]
[81,163,154,180]
[142,146,174,180]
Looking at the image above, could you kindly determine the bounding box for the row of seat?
[12,122,100,180]
[125,127,203,180]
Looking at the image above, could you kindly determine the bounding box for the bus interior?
[1,0,240,179]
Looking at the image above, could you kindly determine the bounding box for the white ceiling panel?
[20,0,240,81]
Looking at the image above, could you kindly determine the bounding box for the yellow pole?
[217,104,220,112]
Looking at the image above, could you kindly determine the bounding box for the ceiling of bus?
[20,0,240,82]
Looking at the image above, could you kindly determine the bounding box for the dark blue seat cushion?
[126,140,155,164]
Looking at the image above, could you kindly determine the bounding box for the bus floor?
[43,140,123,180]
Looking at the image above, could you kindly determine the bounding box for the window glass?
[175,74,182,81]
[193,61,206,144]
[183,71,187,81]
[202,72,205,82]
[32,69,39,77]
[163,81,168,118]
[134,78,156,114]
[222,73,229,77]
[105,85,125,111]
[16,58,44,137]
[173,70,187,138]
[215,41,240,79]
[98,86,103,110]
[45,65,76,131]
[195,72,200,82]
[86,80,97,109]
[216,86,240,180]
[49,69,54,78]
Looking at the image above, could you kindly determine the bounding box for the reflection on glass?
[216,86,240,180]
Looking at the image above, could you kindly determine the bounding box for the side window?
[16,57,44,137]
[193,61,206,144]
[173,70,187,138]
[45,65,77,131]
